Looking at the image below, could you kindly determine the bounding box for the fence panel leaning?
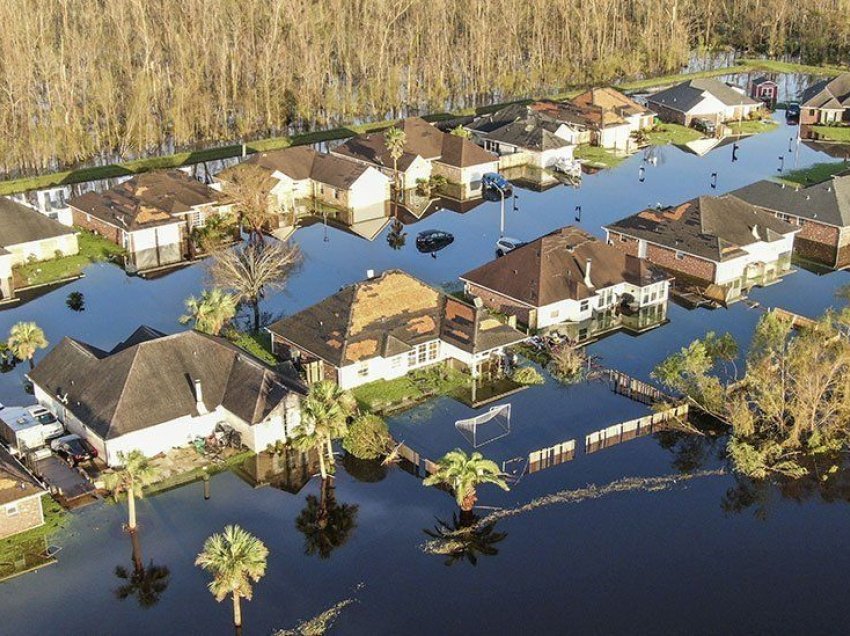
[585,404,689,454]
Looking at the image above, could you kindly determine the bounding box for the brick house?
[460,226,670,341]
[732,171,850,268]
[647,78,762,127]
[800,73,850,125]
[604,195,799,304]
[0,446,46,539]
[267,270,527,389]
[68,170,234,274]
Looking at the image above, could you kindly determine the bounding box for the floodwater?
[2,75,850,635]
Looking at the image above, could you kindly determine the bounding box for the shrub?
[549,345,585,384]
[513,366,544,385]
[342,414,392,460]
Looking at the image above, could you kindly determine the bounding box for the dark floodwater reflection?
[423,512,508,567]
[114,530,171,609]
[2,74,850,634]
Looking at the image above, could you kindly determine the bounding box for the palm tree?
[196,525,268,631]
[384,126,406,196]
[303,381,356,473]
[180,288,238,335]
[7,321,48,370]
[290,415,330,480]
[102,450,158,532]
[423,449,509,513]
[114,529,171,608]
[295,479,358,559]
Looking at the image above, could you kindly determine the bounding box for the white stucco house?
[461,226,671,341]
[267,270,527,389]
[605,195,799,304]
[28,327,307,467]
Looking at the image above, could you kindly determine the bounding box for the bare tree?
[208,241,301,331]
[223,164,277,244]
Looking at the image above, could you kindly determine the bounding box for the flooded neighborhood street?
[2,74,850,635]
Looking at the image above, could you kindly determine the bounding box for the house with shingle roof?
[570,87,656,148]
[646,78,762,127]
[217,146,391,217]
[68,170,233,273]
[605,195,799,303]
[0,446,47,539]
[460,226,670,339]
[801,73,850,125]
[0,198,79,302]
[333,117,498,195]
[29,327,306,466]
[267,270,527,389]
[732,171,850,268]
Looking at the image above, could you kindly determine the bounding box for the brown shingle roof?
[460,226,668,307]
[268,270,525,366]
[29,327,306,440]
[571,87,651,120]
[0,198,76,248]
[225,147,374,191]
[69,170,227,231]
[438,134,498,168]
[605,195,799,262]
[334,117,446,171]
[0,446,44,507]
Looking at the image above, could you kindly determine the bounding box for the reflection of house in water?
[235,448,319,494]
[675,134,738,157]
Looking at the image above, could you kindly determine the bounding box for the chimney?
[583,258,593,288]
[194,379,208,416]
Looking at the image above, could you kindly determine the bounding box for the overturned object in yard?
[455,403,511,448]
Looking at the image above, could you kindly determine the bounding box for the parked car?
[785,102,801,122]
[692,117,717,136]
[495,237,525,257]
[416,230,454,253]
[50,434,98,466]
[482,172,511,192]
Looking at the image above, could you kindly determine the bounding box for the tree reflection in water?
[654,412,727,474]
[295,478,359,559]
[423,512,508,567]
[386,218,407,251]
[340,453,388,484]
[114,529,170,609]
[66,291,85,312]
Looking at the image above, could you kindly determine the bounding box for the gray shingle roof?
[29,328,305,440]
[801,73,850,109]
[0,198,76,248]
[732,172,850,227]
[605,195,798,262]
[647,78,758,114]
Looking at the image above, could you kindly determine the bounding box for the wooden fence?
[528,439,576,474]
[585,403,689,454]
[607,368,670,405]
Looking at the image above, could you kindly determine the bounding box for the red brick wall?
[0,495,44,539]
[608,232,716,284]
[465,283,534,328]
[800,108,820,126]
[71,207,122,245]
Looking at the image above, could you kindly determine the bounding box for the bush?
[549,345,585,384]
[513,366,545,385]
[342,414,392,460]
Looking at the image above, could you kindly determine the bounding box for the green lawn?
[777,161,849,186]
[738,58,849,76]
[229,330,277,365]
[645,123,703,145]
[352,365,471,413]
[13,229,125,288]
[726,119,779,135]
[0,497,66,582]
[810,125,850,142]
[574,145,626,168]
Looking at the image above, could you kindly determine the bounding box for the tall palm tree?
[290,414,330,480]
[114,529,171,608]
[384,126,406,196]
[196,525,268,631]
[295,478,358,559]
[102,450,158,532]
[180,288,238,335]
[423,449,509,513]
[7,321,48,370]
[303,381,356,473]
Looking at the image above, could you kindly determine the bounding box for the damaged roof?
[460,226,669,307]
[647,78,759,113]
[0,446,44,506]
[334,117,444,171]
[732,171,850,227]
[801,73,850,110]
[605,195,799,262]
[29,327,306,440]
[268,270,525,366]
[571,87,653,120]
[69,170,228,231]
[0,197,76,248]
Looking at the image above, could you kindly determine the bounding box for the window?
[620,234,628,242]
[391,356,403,369]
[427,341,439,360]
[674,251,685,260]
[580,300,589,312]
[333,188,340,199]
[357,361,369,378]
[188,209,206,229]
[5,503,19,517]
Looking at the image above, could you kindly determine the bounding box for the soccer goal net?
[455,403,512,448]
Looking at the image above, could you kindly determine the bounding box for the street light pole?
[492,183,506,237]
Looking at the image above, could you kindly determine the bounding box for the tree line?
[1,0,849,177]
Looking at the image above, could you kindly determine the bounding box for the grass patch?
[726,119,778,135]
[230,330,277,365]
[810,125,850,142]
[352,365,471,413]
[645,123,704,146]
[0,497,66,581]
[738,58,849,76]
[574,145,625,168]
[13,229,125,288]
[777,161,849,186]
[615,65,752,93]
